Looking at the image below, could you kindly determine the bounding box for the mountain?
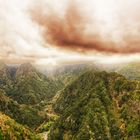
[117,62,140,80]
[0,63,61,129]
[0,88,46,128]
[38,63,98,89]
[2,63,60,105]
[0,62,140,139]
[0,62,13,90]
[0,112,41,140]
[48,71,140,140]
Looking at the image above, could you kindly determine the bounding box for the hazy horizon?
[1,0,140,65]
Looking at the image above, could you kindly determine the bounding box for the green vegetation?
[0,63,61,129]
[0,89,46,128]
[0,62,140,140]
[117,62,140,80]
[0,112,41,140]
[49,71,140,140]
[5,63,60,105]
[37,121,54,133]
[46,63,96,88]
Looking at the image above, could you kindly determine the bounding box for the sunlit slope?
[117,62,140,80]
[49,71,140,140]
[0,63,59,105]
[0,112,41,140]
[0,88,45,128]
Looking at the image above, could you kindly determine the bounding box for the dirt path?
[44,131,49,140]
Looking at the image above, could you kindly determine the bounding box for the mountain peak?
[16,63,36,78]
[19,63,33,69]
[0,61,6,69]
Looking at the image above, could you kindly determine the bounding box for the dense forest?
[0,112,41,140]
[0,62,140,140]
[49,71,140,140]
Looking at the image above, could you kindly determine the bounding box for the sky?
[1,0,140,65]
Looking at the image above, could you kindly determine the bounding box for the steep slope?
[39,63,98,90]
[0,89,45,128]
[0,63,63,130]
[49,71,140,140]
[52,64,92,86]
[0,112,41,140]
[5,63,59,105]
[117,62,140,80]
[0,62,13,90]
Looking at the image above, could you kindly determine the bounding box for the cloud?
[1,0,140,65]
[0,0,48,62]
[31,0,140,54]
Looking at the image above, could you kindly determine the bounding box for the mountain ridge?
[48,71,140,140]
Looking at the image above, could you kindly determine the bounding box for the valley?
[0,62,140,140]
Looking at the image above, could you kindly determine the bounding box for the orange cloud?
[31,0,140,54]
